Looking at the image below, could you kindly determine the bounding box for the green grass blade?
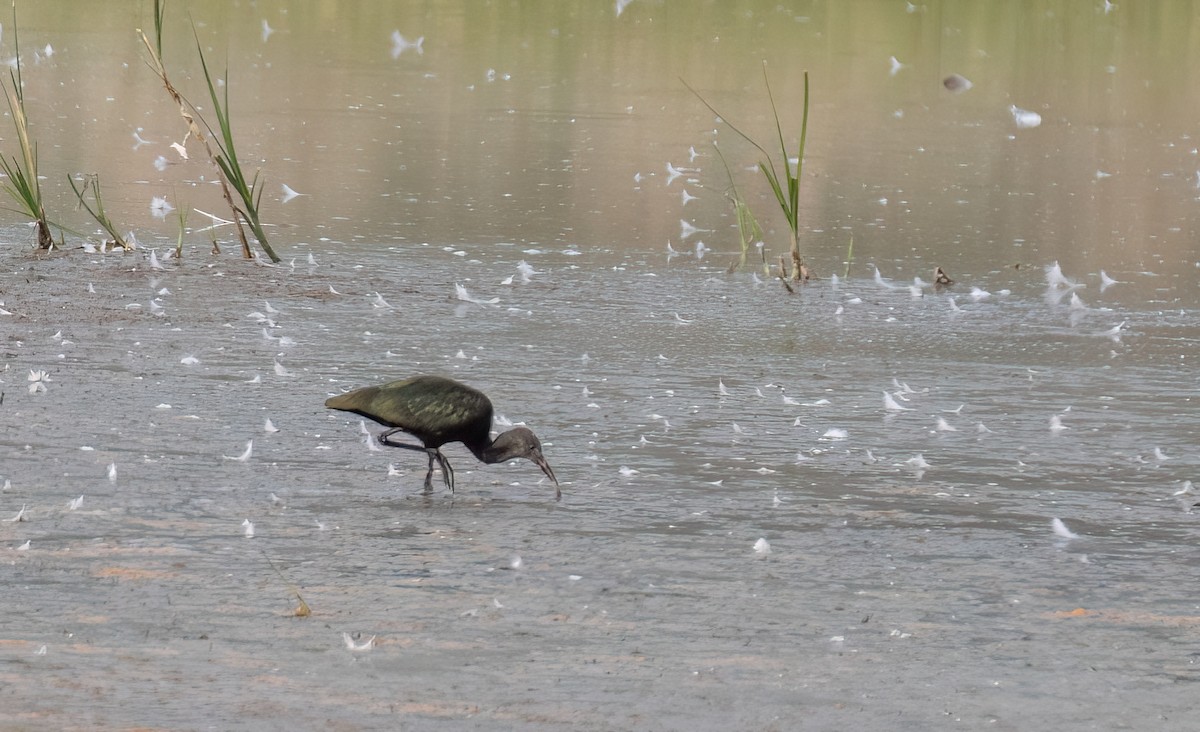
[681,77,785,188]
[762,64,789,187]
[712,142,764,272]
[794,72,809,226]
[759,162,787,215]
[796,72,809,183]
[153,0,166,59]
[762,66,800,233]
[68,173,129,249]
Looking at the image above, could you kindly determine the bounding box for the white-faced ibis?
[325,375,560,500]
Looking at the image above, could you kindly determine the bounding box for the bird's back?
[325,375,494,449]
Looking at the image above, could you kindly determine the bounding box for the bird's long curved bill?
[534,451,561,501]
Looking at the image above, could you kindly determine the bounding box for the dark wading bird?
[325,375,561,500]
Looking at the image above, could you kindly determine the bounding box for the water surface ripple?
[2,245,1197,730]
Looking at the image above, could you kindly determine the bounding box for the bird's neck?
[461,434,496,464]
[476,433,512,465]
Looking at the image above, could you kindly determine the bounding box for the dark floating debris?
[943,74,973,93]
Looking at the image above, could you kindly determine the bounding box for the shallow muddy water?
[3,1,1200,730]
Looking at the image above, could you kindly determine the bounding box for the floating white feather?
[1051,518,1079,539]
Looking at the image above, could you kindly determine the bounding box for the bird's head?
[492,427,560,500]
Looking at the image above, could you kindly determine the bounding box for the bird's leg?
[434,451,455,493]
[422,449,437,495]
[378,428,423,450]
[375,432,439,494]
[419,449,454,493]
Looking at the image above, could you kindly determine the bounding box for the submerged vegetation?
[686,64,811,284]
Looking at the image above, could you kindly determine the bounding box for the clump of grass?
[69,174,132,251]
[193,34,277,262]
[686,64,811,282]
[0,4,53,249]
[138,0,280,263]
